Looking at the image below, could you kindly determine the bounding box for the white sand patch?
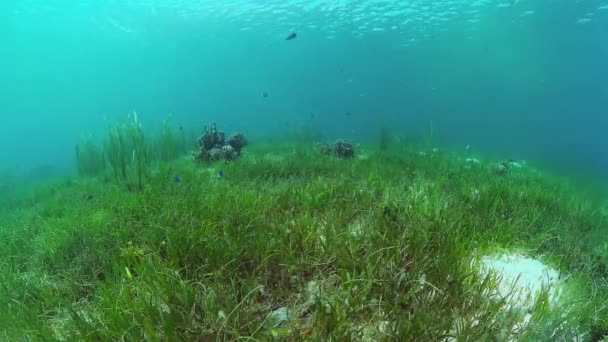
[477,253,563,336]
[479,253,561,311]
[442,253,565,340]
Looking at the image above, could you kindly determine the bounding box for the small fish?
[218,170,223,178]
[262,92,269,98]
[285,32,297,40]
[174,176,181,183]
[345,111,352,117]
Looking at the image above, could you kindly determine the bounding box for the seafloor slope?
[0,141,607,341]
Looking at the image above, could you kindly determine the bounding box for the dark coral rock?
[194,123,247,162]
[316,140,355,158]
[334,139,355,159]
[199,123,225,151]
[227,133,247,153]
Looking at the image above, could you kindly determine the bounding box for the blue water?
[0,0,607,183]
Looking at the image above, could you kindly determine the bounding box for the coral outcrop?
[193,123,247,162]
[493,159,526,176]
[316,139,355,159]
[334,139,355,159]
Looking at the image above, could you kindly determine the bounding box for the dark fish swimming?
[262,91,269,98]
[174,176,181,183]
[218,170,223,178]
[286,32,297,40]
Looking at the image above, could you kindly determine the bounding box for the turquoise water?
[1,0,607,182]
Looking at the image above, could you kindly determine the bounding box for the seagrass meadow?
[1,119,607,340]
[2,0,608,341]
